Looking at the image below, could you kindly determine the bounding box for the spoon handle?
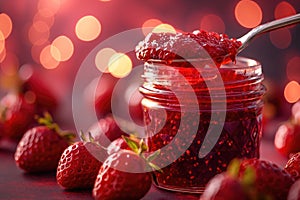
[238,13,300,53]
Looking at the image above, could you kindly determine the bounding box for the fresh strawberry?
[285,152,300,180]
[274,121,300,157]
[238,158,295,200]
[19,65,58,114]
[93,149,152,200]
[128,87,144,126]
[288,179,300,200]
[88,114,128,147]
[56,140,106,189]
[106,134,149,155]
[106,137,129,155]
[0,93,36,142]
[201,172,248,200]
[14,113,75,173]
[84,75,118,118]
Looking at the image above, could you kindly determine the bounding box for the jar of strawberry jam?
[139,57,266,193]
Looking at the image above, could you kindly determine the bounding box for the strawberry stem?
[122,134,163,173]
[80,131,107,151]
[36,112,76,144]
[227,158,241,178]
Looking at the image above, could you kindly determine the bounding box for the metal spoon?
[237,13,300,53]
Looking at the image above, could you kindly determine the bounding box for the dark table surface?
[0,138,287,200]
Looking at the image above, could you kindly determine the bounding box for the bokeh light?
[24,91,37,104]
[284,81,300,103]
[152,23,176,34]
[286,56,300,82]
[0,51,19,75]
[200,14,225,33]
[0,47,6,63]
[33,20,50,33]
[269,28,291,49]
[28,23,50,46]
[31,44,46,63]
[75,15,101,41]
[37,0,61,17]
[274,1,296,19]
[234,0,262,28]
[142,18,162,36]
[51,35,74,61]
[40,45,60,69]
[95,47,116,73]
[0,13,13,39]
[33,11,55,27]
[108,53,132,78]
[0,31,5,53]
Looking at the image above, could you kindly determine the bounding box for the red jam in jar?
[139,57,266,193]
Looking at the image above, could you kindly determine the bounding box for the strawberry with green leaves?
[238,158,295,200]
[14,113,75,173]
[202,158,295,200]
[105,134,147,155]
[56,133,107,189]
[93,136,159,200]
[106,137,129,155]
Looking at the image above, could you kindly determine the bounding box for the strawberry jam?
[138,53,265,192]
[135,30,242,66]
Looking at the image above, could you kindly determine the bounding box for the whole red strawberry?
[84,74,118,118]
[285,152,300,180]
[288,179,300,200]
[88,114,128,147]
[201,172,248,200]
[106,137,129,155]
[19,65,58,114]
[56,141,106,189]
[14,113,74,173]
[93,149,152,200]
[0,93,36,142]
[238,158,295,200]
[274,121,300,157]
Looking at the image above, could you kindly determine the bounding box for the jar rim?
[146,56,261,70]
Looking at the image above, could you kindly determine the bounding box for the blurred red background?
[0,0,300,130]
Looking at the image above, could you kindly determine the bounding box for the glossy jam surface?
[140,58,265,193]
[135,30,242,66]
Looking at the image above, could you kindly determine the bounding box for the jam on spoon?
[136,13,300,67]
[135,30,241,67]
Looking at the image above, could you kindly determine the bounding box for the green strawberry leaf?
[227,158,241,178]
[146,149,160,163]
[122,135,140,154]
[241,166,256,187]
[148,162,163,173]
[88,132,95,143]
[36,112,76,144]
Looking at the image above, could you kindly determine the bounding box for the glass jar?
[139,57,266,193]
